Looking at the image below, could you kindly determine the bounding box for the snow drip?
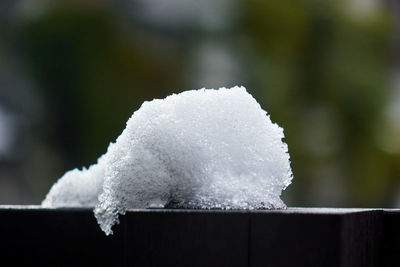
[42,86,293,235]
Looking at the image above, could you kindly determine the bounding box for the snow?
[42,156,106,207]
[42,86,293,235]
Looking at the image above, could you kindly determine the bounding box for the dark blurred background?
[0,0,399,207]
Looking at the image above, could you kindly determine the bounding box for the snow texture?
[42,86,293,235]
[42,156,105,207]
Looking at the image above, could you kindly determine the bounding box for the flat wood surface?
[0,206,398,267]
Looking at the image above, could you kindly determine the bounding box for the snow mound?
[42,156,106,207]
[42,86,293,235]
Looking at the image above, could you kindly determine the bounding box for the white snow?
[42,86,293,235]
[42,155,106,207]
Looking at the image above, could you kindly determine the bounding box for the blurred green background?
[0,0,399,207]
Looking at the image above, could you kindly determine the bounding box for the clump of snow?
[42,155,106,207]
[42,86,293,235]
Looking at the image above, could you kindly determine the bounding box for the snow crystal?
[42,86,293,235]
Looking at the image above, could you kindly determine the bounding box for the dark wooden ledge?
[0,206,399,266]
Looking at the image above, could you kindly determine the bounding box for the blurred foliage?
[0,0,398,206]
[241,0,398,206]
[17,2,185,167]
